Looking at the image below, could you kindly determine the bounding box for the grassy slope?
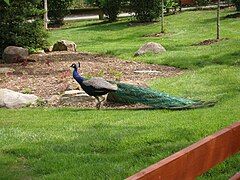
[0,9,240,179]
[48,9,240,69]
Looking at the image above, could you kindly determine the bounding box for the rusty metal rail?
[127,122,240,180]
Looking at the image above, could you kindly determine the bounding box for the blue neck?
[73,68,84,84]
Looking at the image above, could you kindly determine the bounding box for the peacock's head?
[70,62,81,69]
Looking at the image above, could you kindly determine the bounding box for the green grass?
[48,9,240,69]
[1,9,240,179]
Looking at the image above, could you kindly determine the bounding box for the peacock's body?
[108,83,215,109]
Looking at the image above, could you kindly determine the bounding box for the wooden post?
[44,0,48,30]
[161,0,164,33]
[217,0,220,40]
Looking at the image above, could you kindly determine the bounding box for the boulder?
[0,89,38,108]
[134,42,166,56]
[52,40,77,52]
[2,46,29,63]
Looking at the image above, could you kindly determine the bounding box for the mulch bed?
[143,32,166,38]
[0,51,183,108]
[193,38,229,46]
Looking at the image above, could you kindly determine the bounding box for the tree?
[44,0,48,29]
[232,0,240,11]
[48,0,74,26]
[130,0,161,22]
[161,0,164,33]
[0,0,48,56]
[3,0,9,5]
[85,0,122,22]
[217,0,220,39]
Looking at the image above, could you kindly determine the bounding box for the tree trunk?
[217,0,220,40]
[44,0,48,30]
[161,0,164,33]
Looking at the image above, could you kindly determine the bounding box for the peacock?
[71,63,215,110]
[70,63,118,109]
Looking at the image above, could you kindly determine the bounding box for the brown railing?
[127,122,240,180]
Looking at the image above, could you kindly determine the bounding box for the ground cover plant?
[0,8,240,179]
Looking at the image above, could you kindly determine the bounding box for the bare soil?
[193,38,228,46]
[143,32,167,38]
[0,51,182,108]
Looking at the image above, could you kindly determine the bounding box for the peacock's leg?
[95,96,101,110]
[100,96,105,103]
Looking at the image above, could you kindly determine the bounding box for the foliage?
[165,0,178,13]
[85,0,123,21]
[194,0,211,6]
[129,0,161,22]
[71,0,88,8]
[48,0,74,26]
[2,0,9,5]
[232,0,240,11]
[0,0,48,57]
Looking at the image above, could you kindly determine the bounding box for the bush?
[85,0,123,22]
[130,0,161,22]
[71,0,88,8]
[0,0,48,57]
[193,0,211,6]
[165,0,178,13]
[101,0,122,22]
[48,0,74,26]
[232,0,240,11]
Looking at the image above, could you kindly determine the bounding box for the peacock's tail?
[107,83,215,109]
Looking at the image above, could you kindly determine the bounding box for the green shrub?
[193,0,211,6]
[0,0,48,57]
[232,0,240,11]
[101,0,122,22]
[85,0,123,22]
[130,0,161,22]
[48,0,74,26]
[165,0,178,13]
[71,0,88,8]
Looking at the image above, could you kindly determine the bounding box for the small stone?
[134,70,161,74]
[35,50,46,54]
[47,95,61,106]
[64,90,82,96]
[0,67,15,74]
[44,46,53,52]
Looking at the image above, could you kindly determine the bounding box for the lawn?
[1,8,240,179]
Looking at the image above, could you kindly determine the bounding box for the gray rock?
[2,46,29,63]
[44,46,53,52]
[60,90,95,105]
[52,40,77,52]
[134,42,166,56]
[0,67,14,74]
[0,89,38,108]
